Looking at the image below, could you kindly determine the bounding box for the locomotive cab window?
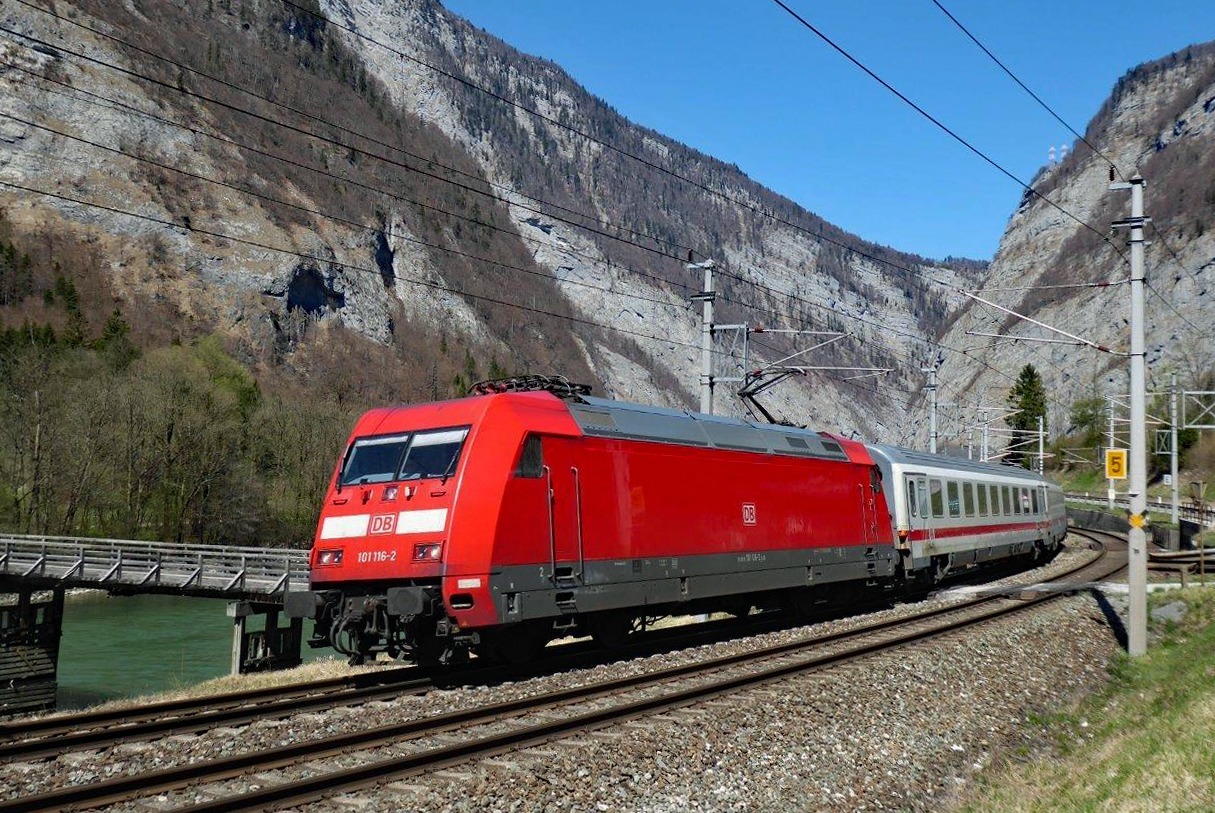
[399,427,470,482]
[340,433,411,486]
[514,434,544,478]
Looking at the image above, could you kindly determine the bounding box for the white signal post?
[922,364,939,454]
[689,260,717,414]
[1038,415,1045,475]
[1110,174,1148,657]
[1107,397,1117,509]
[1171,374,1179,525]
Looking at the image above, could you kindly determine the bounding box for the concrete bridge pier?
[227,601,303,675]
[0,587,64,717]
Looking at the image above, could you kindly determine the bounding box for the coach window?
[930,479,944,518]
[976,482,988,516]
[963,482,976,516]
[1002,485,1012,516]
[947,481,961,518]
[906,480,918,518]
[514,434,544,478]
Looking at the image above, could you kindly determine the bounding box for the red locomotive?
[285,377,1064,664]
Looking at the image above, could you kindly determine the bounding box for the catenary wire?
[0,22,693,270]
[0,111,693,316]
[2,11,1020,357]
[927,0,1129,181]
[3,47,947,386]
[2,8,1100,426]
[768,0,1126,260]
[0,178,725,359]
[0,32,964,372]
[9,0,696,262]
[0,63,700,303]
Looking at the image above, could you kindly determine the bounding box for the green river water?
[57,592,325,709]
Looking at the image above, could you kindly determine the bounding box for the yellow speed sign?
[1105,448,1128,480]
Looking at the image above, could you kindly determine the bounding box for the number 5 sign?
[1105,449,1128,480]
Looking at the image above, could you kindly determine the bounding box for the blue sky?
[441,0,1211,261]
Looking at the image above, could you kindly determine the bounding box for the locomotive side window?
[947,481,961,518]
[514,434,544,478]
[963,482,976,517]
[340,433,411,486]
[930,479,944,518]
[976,482,988,516]
[399,427,470,481]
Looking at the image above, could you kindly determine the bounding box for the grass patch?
[957,588,1215,812]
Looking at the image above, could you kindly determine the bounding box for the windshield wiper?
[439,449,460,485]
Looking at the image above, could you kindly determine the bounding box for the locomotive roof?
[865,443,1055,485]
[567,396,852,461]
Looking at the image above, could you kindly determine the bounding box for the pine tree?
[1006,364,1048,468]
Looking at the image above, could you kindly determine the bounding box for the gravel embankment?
[2,542,1122,812]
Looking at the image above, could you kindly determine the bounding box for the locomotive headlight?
[413,542,443,561]
[316,548,344,567]
[383,485,398,501]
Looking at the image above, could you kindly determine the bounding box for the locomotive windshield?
[399,428,469,481]
[339,427,470,487]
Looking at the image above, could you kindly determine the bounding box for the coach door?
[860,468,880,546]
[905,474,932,552]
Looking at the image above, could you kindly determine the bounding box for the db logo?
[741,503,757,526]
[369,514,397,535]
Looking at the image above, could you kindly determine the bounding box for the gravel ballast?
[1,542,1122,811]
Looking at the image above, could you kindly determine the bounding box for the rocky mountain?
[0,0,980,442]
[933,42,1215,452]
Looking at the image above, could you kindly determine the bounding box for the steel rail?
[0,673,433,762]
[0,536,1111,813]
[181,543,1122,813]
[0,604,852,761]
[0,667,420,744]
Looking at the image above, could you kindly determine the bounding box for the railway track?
[0,666,429,761]
[0,599,865,762]
[1,534,1120,813]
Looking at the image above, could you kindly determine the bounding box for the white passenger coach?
[866,444,1068,578]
